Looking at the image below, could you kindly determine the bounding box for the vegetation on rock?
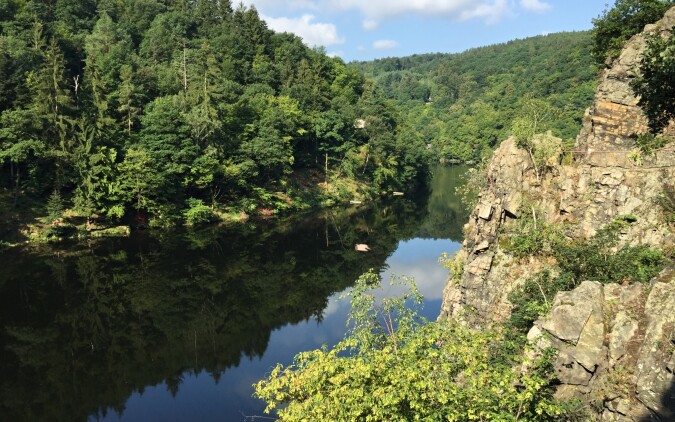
[631,30,675,133]
[591,0,674,64]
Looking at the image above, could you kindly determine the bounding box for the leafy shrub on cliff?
[631,31,675,133]
[592,0,675,64]
[501,204,564,258]
[255,271,565,421]
[504,218,667,336]
[553,219,666,284]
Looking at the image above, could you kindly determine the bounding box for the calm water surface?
[0,166,468,421]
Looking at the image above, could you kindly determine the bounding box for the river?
[0,165,468,421]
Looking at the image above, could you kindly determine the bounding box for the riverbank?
[0,167,402,249]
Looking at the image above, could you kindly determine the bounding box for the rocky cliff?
[440,7,675,421]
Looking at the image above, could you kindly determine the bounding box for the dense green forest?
[351,31,598,163]
[0,0,428,236]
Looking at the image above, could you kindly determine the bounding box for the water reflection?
[0,166,467,421]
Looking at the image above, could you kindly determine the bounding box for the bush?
[502,206,564,259]
[591,0,674,65]
[553,220,665,284]
[503,218,667,339]
[255,271,565,421]
[631,31,675,132]
[183,198,216,226]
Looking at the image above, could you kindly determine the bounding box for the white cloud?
[239,0,318,12]
[262,14,345,47]
[329,0,512,23]
[362,19,379,31]
[245,1,548,25]
[520,0,552,13]
[373,39,398,50]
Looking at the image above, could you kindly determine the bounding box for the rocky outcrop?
[440,6,675,420]
[577,7,675,165]
[527,272,675,421]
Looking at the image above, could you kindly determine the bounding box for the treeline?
[351,31,598,163]
[0,0,428,229]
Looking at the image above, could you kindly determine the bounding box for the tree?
[255,271,564,421]
[71,120,119,221]
[185,41,224,146]
[631,31,675,132]
[512,95,560,182]
[591,0,674,64]
[117,64,141,134]
[84,12,131,129]
[117,148,161,215]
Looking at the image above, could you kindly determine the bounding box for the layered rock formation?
[440,7,675,420]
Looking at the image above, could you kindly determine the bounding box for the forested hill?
[351,31,598,163]
[0,0,428,235]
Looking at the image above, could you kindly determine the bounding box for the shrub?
[254,271,565,421]
[183,198,216,226]
[46,190,65,222]
[501,206,564,259]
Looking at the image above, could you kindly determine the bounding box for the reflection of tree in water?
[415,165,469,242]
[0,197,433,421]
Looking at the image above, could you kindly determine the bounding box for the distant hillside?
[351,31,598,162]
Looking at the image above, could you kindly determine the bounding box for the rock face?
[528,274,675,421]
[439,7,675,420]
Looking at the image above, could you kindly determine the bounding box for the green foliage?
[0,1,428,229]
[255,271,565,421]
[553,220,665,284]
[183,198,216,226]
[503,218,668,335]
[502,206,564,259]
[439,251,464,284]
[508,271,575,335]
[591,0,674,64]
[46,190,64,222]
[631,31,675,132]
[512,96,563,181]
[352,31,597,163]
[657,183,675,223]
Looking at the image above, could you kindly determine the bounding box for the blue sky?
[239,0,610,62]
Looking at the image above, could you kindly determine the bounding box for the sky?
[237,0,611,62]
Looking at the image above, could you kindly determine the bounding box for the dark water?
[0,166,468,422]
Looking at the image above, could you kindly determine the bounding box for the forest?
[0,0,429,236]
[351,31,599,163]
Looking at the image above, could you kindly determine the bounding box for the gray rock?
[542,281,603,346]
[473,240,490,253]
[467,253,493,275]
[477,203,493,221]
[542,305,592,344]
[555,350,594,385]
[635,282,675,418]
[609,311,639,366]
